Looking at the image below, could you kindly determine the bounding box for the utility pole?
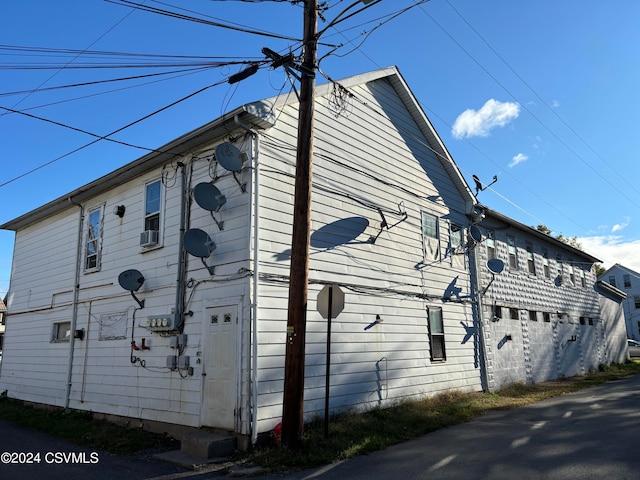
[281,0,318,450]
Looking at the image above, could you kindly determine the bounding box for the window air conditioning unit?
[140,230,159,247]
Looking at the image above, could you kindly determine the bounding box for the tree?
[535,225,582,250]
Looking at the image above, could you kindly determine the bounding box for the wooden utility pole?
[281,0,318,450]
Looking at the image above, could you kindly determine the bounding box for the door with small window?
[201,305,238,430]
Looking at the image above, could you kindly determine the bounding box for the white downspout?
[235,115,261,445]
[65,197,84,408]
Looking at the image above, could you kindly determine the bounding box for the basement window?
[509,308,519,320]
[51,321,71,343]
[427,307,446,362]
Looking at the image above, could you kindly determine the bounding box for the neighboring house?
[470,208,628,391]
[599,264,640,340]
[0,67,485,445]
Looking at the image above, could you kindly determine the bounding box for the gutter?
[235,115,261,445]
[65,197,84,409]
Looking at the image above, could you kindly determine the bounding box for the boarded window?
[427,307,446,362]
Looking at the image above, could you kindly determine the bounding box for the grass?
[245,361,640,472]
[1,362,639,467]
[0,395,179,455]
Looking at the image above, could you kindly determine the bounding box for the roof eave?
[1,104,275,231]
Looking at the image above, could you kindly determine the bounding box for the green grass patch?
[0,397,178,454]
[246,361,640,473]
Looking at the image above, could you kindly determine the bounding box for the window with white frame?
[144,179,162,233]
[421,212,440,261]
[486,229,496,260]
[427,306,446,361]
[85,206,103,271]
[51,321,71,343]
[450,224,465,269]
[507,236,517,270]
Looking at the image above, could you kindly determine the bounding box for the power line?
[105,0,301,41]
[0,78,230,189]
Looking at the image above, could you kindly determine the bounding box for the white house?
[599,264,640,341]
[0,67,486,446]
[471,208,628,390]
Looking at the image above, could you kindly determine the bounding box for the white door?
[201,305,238,430]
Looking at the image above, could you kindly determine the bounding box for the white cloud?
[551,100,560,108]
[611,217,630,233]
[452,99,520,139]
[509,153,528,168]
[579,235,640,271]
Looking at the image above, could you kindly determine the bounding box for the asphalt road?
[267,374,640,480]
[2,375,640,479]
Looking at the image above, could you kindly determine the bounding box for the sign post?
[317,284,344,438]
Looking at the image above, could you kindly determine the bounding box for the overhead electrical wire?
[0,77,233,189]
[104,0,301,41]
[444,0,640,199]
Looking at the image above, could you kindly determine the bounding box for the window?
[624,274,632,289]
[526,242,536,275]
[507,236,518,270]
[421,212,440,261]
[579,317,586,325]
[450,224,464,269]
[493,305,503,321]
[580,268,586,288]
[542,249,550,279]
[556,254,563,282]
[634,296,640,309]
[509,308,519,320]
[568,262,575,286]
[543,312,551,323]
[609,275,616,288]
[51,321,71,343]
[588,318,594,326]
[144,180,162,232]
[529,310,538,321]
[85,206,103,271]
[486,229,496,260]
[427,307,446,361]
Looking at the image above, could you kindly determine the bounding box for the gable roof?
[2,67,475,231]
[599,263,640,280]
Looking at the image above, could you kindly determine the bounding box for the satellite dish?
[215,142,244,173]
[193,183,227,230]
[487,258,505,274]
[118,269,145,308]
[469,225,483,243]
[184,228,216,275]
[184,228,216,258]
[118,269,145,292]
[194,182,226,212]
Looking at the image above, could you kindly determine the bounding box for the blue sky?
[2,0,640,298]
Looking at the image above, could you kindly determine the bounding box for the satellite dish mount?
[118,269,146,309]
[482,258,505,295]
[472,174,498,196]
[368,202,408,244]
